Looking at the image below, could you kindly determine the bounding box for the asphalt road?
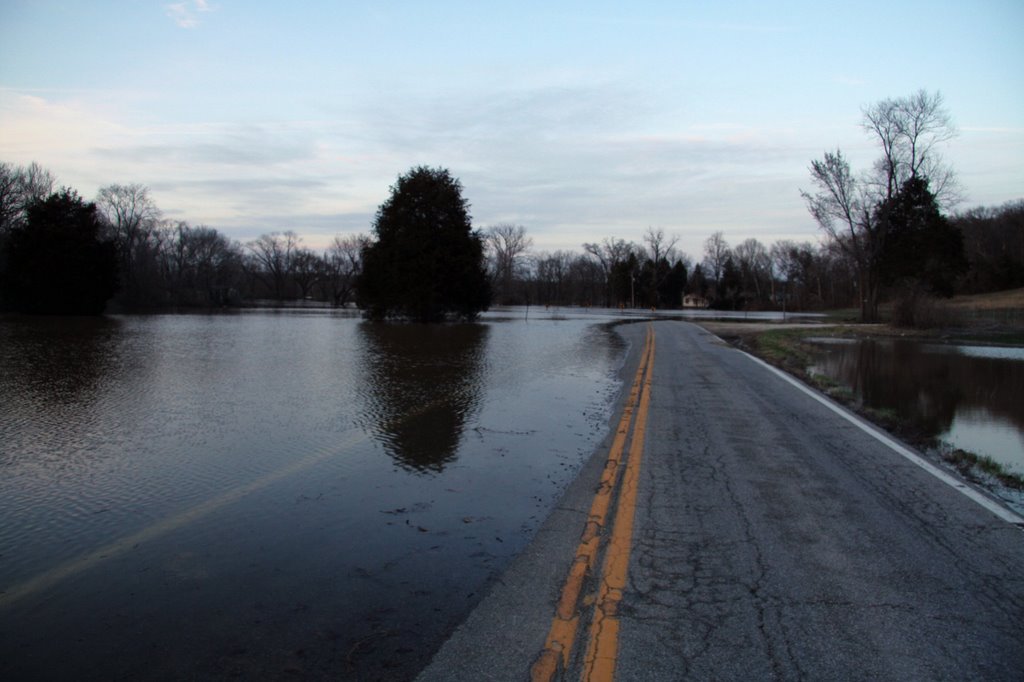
[417,320,1024,681]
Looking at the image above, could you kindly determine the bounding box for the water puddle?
[806,337,1024,476]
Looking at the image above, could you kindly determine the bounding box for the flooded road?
[0,309,625,680]
[417,321,1024,681]
[806,337,1024,476]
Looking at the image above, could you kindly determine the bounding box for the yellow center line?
[531,324,655,681]
[582,327,654,681]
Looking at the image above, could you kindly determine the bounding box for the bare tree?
[247,231,300,300]
[643,227,678,264]
[165,222,242,305]
[952,200,1024,294]
[863,89,960,207]
[769,240,797,309]
[801,150,873,306]
[485,224,533,304]
[642,228,679,308]
[532,250,576,306]
[0,161,57,233]
[290,248,323,300]
[321,234,366,307]
[582,237,638,307]
[733,238,772,304]
[164,221,190,289]
[818,240,858,308]
[96,183,162,302]
[19,163,57,204]
[0,163,18,233]
[702,231,731,288]
[569,253,606,307]
[802,90,958,321]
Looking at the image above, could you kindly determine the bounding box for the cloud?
[165,1,215,29]
[0,90,127,184]
[0,90,364,238]
[0,84,835,257]
[16,80,1017,261]
[324,81,842,255]
[94,133,316,167]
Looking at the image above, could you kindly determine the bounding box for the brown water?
[806,337,1024,476]
[0,309,625,680]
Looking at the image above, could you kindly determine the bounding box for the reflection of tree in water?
[817,339,1024,438]
[356,322,490,472]
[0,316,126,471]
[0,316,123,407]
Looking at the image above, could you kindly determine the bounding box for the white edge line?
[703,328,1024,527]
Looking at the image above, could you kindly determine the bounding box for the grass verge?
[941,446,1024,491]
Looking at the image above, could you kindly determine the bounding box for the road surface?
[418,320,1024,681]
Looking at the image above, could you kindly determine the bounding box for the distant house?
[682,294,709,309]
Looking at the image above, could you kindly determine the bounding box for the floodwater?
[0,308,626,680]
[806,337,1024,476]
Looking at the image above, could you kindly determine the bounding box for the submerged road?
[418,320,1024,681]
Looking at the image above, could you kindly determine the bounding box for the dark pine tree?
[714,256,743,310]
[356,166,491,321]
[688,263,708,298]
[875,176,967,297]
[659,259,687,308]
[0,189,118,314]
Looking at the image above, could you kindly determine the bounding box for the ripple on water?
[0,311,625,680]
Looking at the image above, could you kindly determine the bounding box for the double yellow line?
[532,324,655,681]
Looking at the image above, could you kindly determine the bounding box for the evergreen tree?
[876,176,967,297]
[688,263,708,298]
[0,189,118,314]
[714,255,744,310]
[659,259,687,308]
[356,167,491,321]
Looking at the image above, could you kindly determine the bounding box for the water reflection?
[356,322,490,472]
[808,338,1024,474]
[0,316,128,475]
[0,312,624,679]
[0,316,123,407]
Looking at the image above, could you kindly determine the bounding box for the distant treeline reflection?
[0,316,123,407]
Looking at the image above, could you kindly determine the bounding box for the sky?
[1,1,1021,258]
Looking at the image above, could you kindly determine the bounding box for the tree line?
[0,163,371,313]
[489,91,1022,319]
[2,89,1021,318]
[484,200,1021,316]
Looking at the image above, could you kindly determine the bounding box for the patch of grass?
[748,328,816,370]
[808,371,838,389]
[947,287,1024,311]
[941,447,1024,490]
[806,370,857,402]
[818,308,861,324]
[825,385,855,402]
[865,406,900,423]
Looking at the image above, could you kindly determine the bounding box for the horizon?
[1,1,1021,259]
